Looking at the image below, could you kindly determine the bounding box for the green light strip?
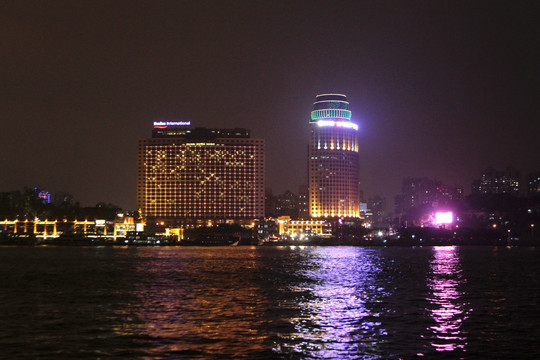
[311,109,352,120]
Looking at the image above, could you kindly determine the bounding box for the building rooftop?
[152,125,250,139]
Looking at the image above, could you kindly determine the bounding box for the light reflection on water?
[119,247,394,358]
[425,246,471,353]
[1,246,539,359]
[114,248,273,358]
[277,247,390,359]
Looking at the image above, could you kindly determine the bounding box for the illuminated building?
[527,172,540,197]
[472,167,520,195]
[137,122,265,226]
[276,216,331,238]
[308,94,360,218]
[0,216,138,238]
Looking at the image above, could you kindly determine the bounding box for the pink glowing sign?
[435,212,453,224]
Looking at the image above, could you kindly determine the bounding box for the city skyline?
[1,1,538,209]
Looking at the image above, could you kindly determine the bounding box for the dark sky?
[1,0,538,209]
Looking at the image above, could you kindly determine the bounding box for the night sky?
[1,1,538,209]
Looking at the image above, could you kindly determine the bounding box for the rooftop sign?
[153,121,191,128]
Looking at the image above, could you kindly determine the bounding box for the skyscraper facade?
[138,123,265,226]
[308,94,360,218]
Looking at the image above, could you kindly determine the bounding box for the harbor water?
[0,246,538,359]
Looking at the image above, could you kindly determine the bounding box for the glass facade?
[309,94,360,218]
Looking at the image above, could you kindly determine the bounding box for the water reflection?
[111,248,273,358]
[277,247,390,358]
[426,246,470,353]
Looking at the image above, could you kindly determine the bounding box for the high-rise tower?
[138,123,265,226]
[308,94,360,218]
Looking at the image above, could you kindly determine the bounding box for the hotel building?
[137,122,265,226]
[308,94,360,218]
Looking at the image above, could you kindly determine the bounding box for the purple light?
[427,246,469,352]
[435,212,453,224]
[316,120,358,131]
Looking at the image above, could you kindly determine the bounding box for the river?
[0,246,538,358]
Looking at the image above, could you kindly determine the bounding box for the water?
[0,246,538,359]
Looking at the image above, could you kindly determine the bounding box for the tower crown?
[313,94,349,109]
[311,93,352,121]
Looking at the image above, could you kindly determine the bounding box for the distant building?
[527,172,540,197]
[367,196,386,225]
[265,189,298,219]
[0,191,18,206]
[360,202,369,217]
[308,94,360,218]
[264,188,278,218]
[265,186,309,220]
[51,192,74,206]
[137,122,265,226]
[0,188,54,214]
[297,185,309,219]
[472,167,520,196]
[277,190,299,218]
[395,177,463,216]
